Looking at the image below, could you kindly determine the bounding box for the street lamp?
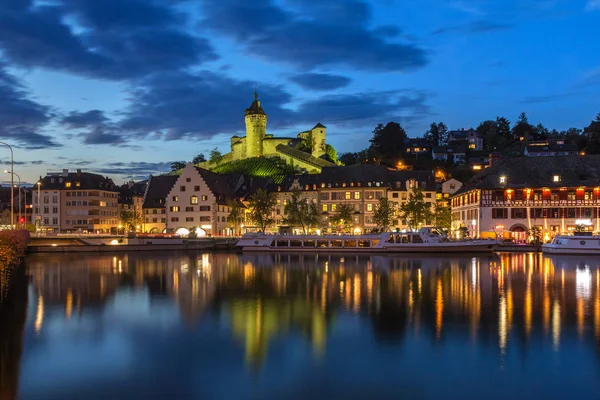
[4,170,21,227]
[36,181,41,231]
[0,142,14,228]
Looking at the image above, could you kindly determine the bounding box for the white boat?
[542,233,600,255]
[236,227,497,253]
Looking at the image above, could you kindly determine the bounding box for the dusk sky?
[1,0,599,184]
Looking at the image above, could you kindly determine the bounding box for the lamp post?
[4,170,21,227]
[0,142,14,228]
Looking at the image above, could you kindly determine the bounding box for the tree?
[511,112,535,142]
[433,203,452,230]
[369,122,408,161]
[282,191,319,234]
[118,205,142,232]
[534,123,549,141]
[170,161,186,171]
[330,203,354,232]
[477,119,507,152]
[339,152,359,166]
[192,153,206,164]
[373,198,396,231]
[325,144,340,164]
[209,147,223,163]
[227,199,244,236]
[528,226,542,245]
[400,187,433,230]
[495,116,511,140]
[248,189,277,233]
[458,226,469,239]
[424,122,449,147]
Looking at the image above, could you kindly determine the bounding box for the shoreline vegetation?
[0,230,31,308]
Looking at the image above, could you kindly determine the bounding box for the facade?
[200,93,335,173]
[451,155,600,241]
[33,169,119,232]
[119,181,146,231]
[269,165,437,233]
[165,164,240,236]
[449,128,483,151]
[524,140,578,157]
[142,175,178,233]
[405,138,431,155]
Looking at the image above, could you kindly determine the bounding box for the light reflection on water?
[2,252,600,398]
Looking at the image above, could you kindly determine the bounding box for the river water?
[2,251,600,399]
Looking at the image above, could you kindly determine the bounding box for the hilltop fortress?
[201,93,335,173]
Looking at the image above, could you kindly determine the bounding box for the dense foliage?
[400,188,433,230]
[282,191,319,234]
[248,189,277,233]
[373,198,396,231]
[330,204,355,232]
[0,230,30,267]
[212,157,294,184]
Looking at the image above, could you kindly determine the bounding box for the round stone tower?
[244,92,267,158]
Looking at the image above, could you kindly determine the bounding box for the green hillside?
[211,157,294,184]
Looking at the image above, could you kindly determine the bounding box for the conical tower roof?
[245,92,266,116]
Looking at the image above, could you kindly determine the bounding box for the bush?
[0,230,31,267]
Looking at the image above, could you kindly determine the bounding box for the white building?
[165,164,240,236]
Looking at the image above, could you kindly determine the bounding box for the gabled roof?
[194,167,241,205]
[142,175,178,209]
[275,144,336,169]
[454,155,600,195]
[312,122,326,129]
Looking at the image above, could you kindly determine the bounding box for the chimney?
[62,169,68,177]
[77,169,82,176]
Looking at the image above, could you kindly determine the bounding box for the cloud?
[61,110,127,145]
[0,1,217,81]
[288,73,351,91]
[295,90,433,128]
[118,70,295,140]
[95,161,173,180]
[433,20,514,35]
[0,64,61,149]
[199,0,427,72]
[116,70,433,141]
[449,1,485,15]
[520,91,584,104]
[586,0,600,11]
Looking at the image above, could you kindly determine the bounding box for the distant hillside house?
[524,140,578,157]
[200,93,335,174]
[449,128,483,151]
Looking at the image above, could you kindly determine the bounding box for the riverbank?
[27,236,238,253]
[1,230,30,308]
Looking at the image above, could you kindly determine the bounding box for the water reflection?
[3,252,600,398]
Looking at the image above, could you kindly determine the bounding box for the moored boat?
[236,227,497,253]
[542,232,600,255]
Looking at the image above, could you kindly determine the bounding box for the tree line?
[339,111,600,167]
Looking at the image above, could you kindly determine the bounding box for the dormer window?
[553,175,560,183]
[499,176,506,184]
[65,182,71,188]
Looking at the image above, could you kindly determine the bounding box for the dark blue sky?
[0,0,599,183]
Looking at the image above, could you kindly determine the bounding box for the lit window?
[202,195,207,201]
[190,195,198,205]
[331,204,337,212]
[322,204,327,212]
[499,176,506,184]
[172,196,178,201]
[553,175,560,183]
[170,206,180,212]
[75,182,80,187]
[345,192,351,200]
[354,192,360,200]
[65,182,71,188]
[367,204,373,212]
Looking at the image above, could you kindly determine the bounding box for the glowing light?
[176,227,190,236]
[576,267,592,300]
[499,175,506,184]
[34,293,44,334]
[435,279,443,339]
[110,239,119,245]
[576,219,593,226]
[552,300,561,350]
[51,243,57,247]
[353,227,362,235]
[195,227,207,237]
[499,294,507,354]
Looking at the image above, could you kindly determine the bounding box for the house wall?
[143,207,167,233]
[165,164,232,236]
